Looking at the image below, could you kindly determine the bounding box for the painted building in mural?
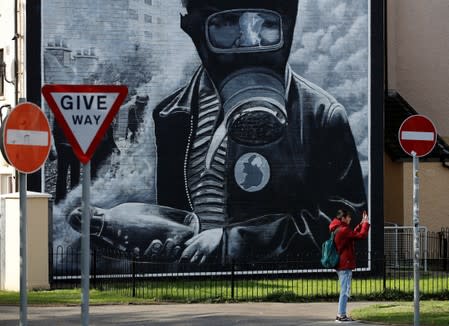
[32,0,382,274]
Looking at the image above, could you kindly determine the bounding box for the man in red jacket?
[329,209,370,322]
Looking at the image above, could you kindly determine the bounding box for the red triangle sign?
[42,84,128,164]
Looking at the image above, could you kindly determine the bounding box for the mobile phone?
[362,210,368,221]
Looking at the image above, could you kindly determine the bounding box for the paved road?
[0,302,389,325]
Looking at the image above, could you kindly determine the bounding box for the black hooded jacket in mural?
[153,65,367,261]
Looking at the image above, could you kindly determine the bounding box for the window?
[128,9,138,20]
[144,14,152,23]
[0,49,4,97]
[63,51,71,67]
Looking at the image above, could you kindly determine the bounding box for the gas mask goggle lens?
[206,9,284,53]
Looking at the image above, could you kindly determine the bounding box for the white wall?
[388,0,449,137]
[1,192,51,291]
[0,0,17,189]
[0,0,17,107]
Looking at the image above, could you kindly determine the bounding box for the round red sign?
[398,115,437,157]
[1,102,51,173]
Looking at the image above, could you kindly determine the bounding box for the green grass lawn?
[6,274,444,304]
[84,276,449,302]
[351,301,449,326]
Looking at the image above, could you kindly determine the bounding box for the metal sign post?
[398,115,438,326]
[19,173,27,326]
[0,102,52,326]
[412,152,420,326]
[81,162,91,326]
[42,84,127,325]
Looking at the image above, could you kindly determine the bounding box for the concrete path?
[0,302,388,325]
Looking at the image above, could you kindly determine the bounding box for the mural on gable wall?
[42,0,371,273]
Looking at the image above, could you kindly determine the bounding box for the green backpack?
[320,229,340,268]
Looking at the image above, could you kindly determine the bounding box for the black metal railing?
[50,244,449,301]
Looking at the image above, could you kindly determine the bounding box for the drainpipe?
[13,0,26,104]
[13,0,24,192]
[14,0,19,105]
[384,0,388,93]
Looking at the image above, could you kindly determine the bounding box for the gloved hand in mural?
[67,203,200,261]
[67,0,367,265]
[181,228,224,264]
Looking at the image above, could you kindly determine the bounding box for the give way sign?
[398,115,437,157]
[42,85,128,164]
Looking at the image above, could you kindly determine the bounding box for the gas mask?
[181,1,298,167]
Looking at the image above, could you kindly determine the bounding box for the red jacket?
[329,218,370,270]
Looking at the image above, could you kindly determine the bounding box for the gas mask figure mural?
[66,0,368,266]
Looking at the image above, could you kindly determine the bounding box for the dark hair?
[336,209,349,220]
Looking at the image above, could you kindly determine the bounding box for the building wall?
[386,0,449,229]
[388,0,449,138]
[0,1,18,193]
[383,155,404,225]
[383,158,449,232]
[32,0,382,273]
[0,1,16,107]
[402,162,449,232]
[0,192,50,290]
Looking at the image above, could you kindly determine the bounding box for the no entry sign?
[398,115,437,157]
[1,102,51,173]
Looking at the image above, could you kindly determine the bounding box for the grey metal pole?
[81,162,91,326]
[19,173,27,326]
[412,152,420,326]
